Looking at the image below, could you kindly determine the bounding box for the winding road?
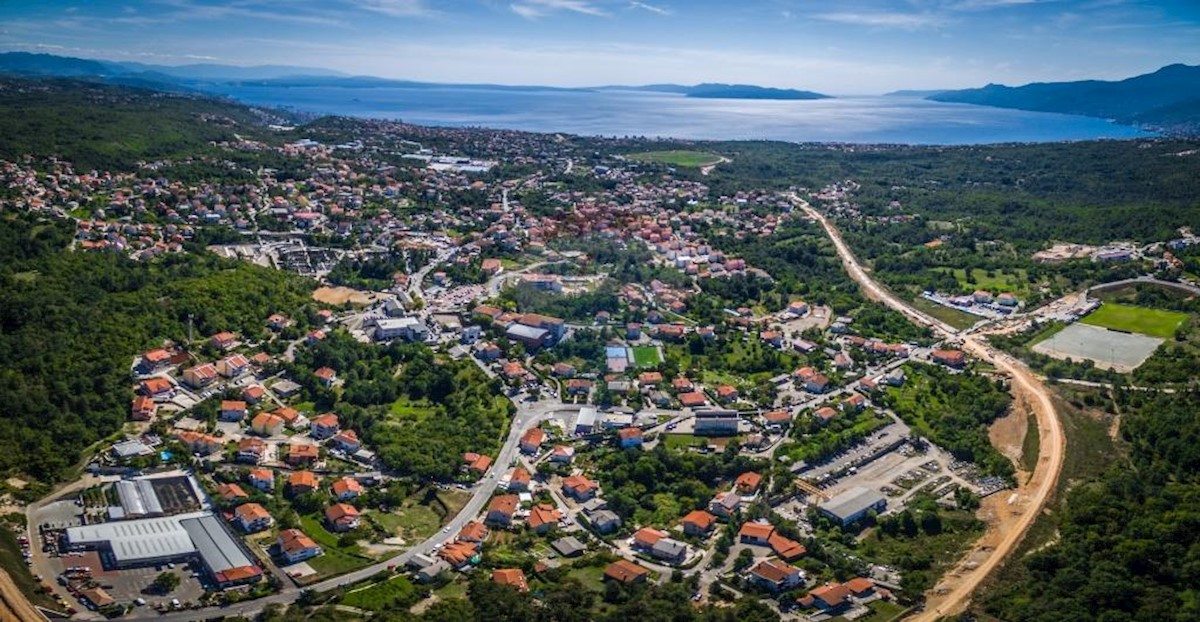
[795,197,1066,620]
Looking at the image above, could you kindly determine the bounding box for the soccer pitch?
[1079,303,1187,339]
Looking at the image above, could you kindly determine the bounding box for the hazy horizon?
[1,1,1198,95]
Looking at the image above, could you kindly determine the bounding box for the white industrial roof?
[506,323,548,340]
[180,514,254,573]
[66,512,209,564]
[116,479,164,517]
[819,486,886,520]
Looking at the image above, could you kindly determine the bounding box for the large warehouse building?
[65,512,262,589]
[818,486,888,526]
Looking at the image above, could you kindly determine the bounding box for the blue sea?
[207,84,1155,145]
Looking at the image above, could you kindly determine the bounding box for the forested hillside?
[0,214,313,487]
[983,389,1200,622]
[0,77,282,170]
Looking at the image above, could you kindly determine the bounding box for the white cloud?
[510,0,607,20]
[356,0,435,18]
[813,11,948,29]
[954,0,1041,8]
[629,2,670,16]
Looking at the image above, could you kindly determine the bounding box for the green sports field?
[626,150,724,167]
[631,345,662,367]
[1079,302,1187,339]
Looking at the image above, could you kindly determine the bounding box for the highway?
[795,196,1066,621]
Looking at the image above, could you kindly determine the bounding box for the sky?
[0,0,1198,93]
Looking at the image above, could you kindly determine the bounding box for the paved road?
[129,400,580,622]
[1086,275,1200,297]
[795,196,1066,621]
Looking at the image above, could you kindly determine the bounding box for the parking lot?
[797,413,984,513]
[49,547,207,611]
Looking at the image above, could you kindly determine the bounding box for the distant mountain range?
[3,52,1198,132]
[0,51,343,81]
[0,52,830,101]
[930,64,1200,134]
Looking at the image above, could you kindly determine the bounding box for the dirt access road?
[0,567,44,622]
[796,197,1066,620]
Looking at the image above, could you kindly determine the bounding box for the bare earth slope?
[795,196,1065,620]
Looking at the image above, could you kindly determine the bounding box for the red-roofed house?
[310,413,340,439]
[932,349,967,368]
[234,503,273,533]
[131,395,157,421]
[220,400,247,422]
[562,475,598,501]
[332,429,361,453]
[314,367,337,387]
[139,349,173,374]
[140,377,174,397]
[519,427,545,454]
[277,529,322,564]
[287,471,319,496]
[486,495,519,527]
[738,521,775,545]
[183,363,218,389]
[493,568,529,592]
[248,468,274,492]
[735,472,763,495]
[810,582,852,611]
[325,503,361,532]
[526,504,563,534]
[813,406,838,425]
[507,467,532,492]
[242,385,266,404]
[604,560,649,584]
[769,531,807,561]
[617,427,643,448]
[682,510,717,537]
[237,438,265,464]
[286,443,319,466]
[748,559,803,592]
[210,331,237,351]
[458,521,489,543]
[633,527,668,550]
[217,354,251,378]
[331,477,363,501]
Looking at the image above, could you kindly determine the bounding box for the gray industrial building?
[65,512,262,589]
[693,409,740,436]
[818,486,888,526]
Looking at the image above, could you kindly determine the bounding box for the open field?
[631,345,662,367]
[389,397,438,420]
[1079,302,1187,338]
[297,514,374,579]
[626,150,724,167]
[935,268,1031,296]
[1032,322,1162,372]
[313,286,379,306]
[661,433,709,451]
[341,575,424,611]
[910,297,978,330]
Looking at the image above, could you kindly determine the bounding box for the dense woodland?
[0,77,284,170]
[590,444,768,527]
[983,390,1200,622]
[0,213,313,488]
[287,331,515,482]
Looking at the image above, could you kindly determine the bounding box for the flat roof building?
[818,486,887,526]
[66,512,204,567]
[66,511,262,588]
